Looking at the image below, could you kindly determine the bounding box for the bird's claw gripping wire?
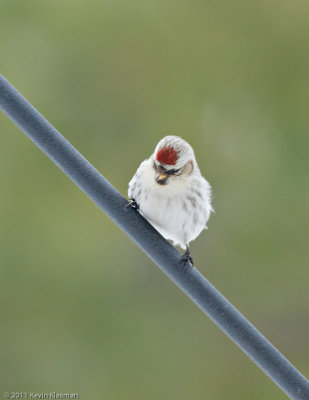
[125,198,139,211]
[180,245,194,268]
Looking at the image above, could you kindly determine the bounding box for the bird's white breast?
[128,158,212,249]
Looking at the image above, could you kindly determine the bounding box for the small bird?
[128,136,213,265]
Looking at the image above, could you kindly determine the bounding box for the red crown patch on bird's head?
[156,146,179,165]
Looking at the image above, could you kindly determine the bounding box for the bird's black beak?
[156,172,168,185]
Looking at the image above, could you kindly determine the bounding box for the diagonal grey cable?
[0,74,308,400]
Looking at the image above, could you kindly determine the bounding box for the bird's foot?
[180,246,194,268]
[125,198,139,211]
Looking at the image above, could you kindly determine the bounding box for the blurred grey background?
[0,1,308,399]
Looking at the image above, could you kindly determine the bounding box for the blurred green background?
[1,1,308,399]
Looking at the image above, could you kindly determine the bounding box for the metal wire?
[1,74,308,400]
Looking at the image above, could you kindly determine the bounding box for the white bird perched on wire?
[127,136,213,265]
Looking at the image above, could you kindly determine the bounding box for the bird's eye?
[153,161,158,170]
[167,168,180,175]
